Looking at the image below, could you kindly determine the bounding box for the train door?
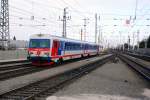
[51,40,60,56]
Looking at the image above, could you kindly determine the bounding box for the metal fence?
[0,49,27,60]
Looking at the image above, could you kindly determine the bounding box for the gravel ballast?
[47,59,150,100]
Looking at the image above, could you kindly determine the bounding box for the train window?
[70,43,73,50]
[40,40,50,48]
[29,39,50,48]
[82,44,85,50]
[65,42,69,50]
[60,41,65,50]
[29,40,38,48]
[75,43,79,50]
[64,42,83,50]
[85,44,88,50]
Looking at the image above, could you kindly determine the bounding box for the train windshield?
[29,39,50,48]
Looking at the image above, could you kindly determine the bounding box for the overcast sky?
[8,0,150,47]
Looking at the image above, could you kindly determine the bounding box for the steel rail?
[0,55,102,81]
[0,55,113,100]
[119,54,150,81]
[125,52,150,62]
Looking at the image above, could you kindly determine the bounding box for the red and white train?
[27,34,101,65]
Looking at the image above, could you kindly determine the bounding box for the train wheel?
[58,58,63,64]
[81,54,84,58]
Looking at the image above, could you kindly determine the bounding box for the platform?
[47,59,150,100]
[0,54,112,95]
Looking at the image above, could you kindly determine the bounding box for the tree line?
[119,36,150,50]
[139,36,150,48]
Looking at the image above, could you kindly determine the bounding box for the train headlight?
[30,52,33,55]
[44,52,49,56]
[28,52,33,56]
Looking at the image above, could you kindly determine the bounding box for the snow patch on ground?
[46,94,141,100]
[142,88,150,98]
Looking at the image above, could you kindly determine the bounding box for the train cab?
[27,34,52,64]
[27,34,100,66]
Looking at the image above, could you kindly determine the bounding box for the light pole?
[144,39,147,49]
[132,32,135,50]
[137,30,140,50]
[128,35,130,51]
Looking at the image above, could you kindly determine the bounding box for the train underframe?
[28,52,98,66]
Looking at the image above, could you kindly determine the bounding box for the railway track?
[125,52,150,62]
[119,54,150,81]
[0,60,40,80]
[0,62,31,71]
[0,55,113,100]
[0,64,46,81]
[0,55,103,81]
[0,59,29,66]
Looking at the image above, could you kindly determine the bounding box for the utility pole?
[132,32,135,50]
[145,39,147,49]
[134,0,138,21]
[137,30,140,50]
[144,32,148,49]
[0,0,10,50]
[119,31,122,50]
[95,13,97,43]
[98,27,100,44]
[80,28,83,41]
[122,36,125,51]
[62,8,67,38]
[98,14,102,46]
[98,26,102,44]
[128,36,130,51]
[83,18,89,41]
[59,8,70,38]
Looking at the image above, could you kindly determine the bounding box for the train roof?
[30,34,99,45]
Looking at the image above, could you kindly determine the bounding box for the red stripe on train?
[28,48,51,51]
[51,52,98,59]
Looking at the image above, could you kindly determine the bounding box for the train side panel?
[28,34,100,65]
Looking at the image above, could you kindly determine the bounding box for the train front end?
[27,34,52,65]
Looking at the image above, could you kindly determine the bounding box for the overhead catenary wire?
[7,0,150,44]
